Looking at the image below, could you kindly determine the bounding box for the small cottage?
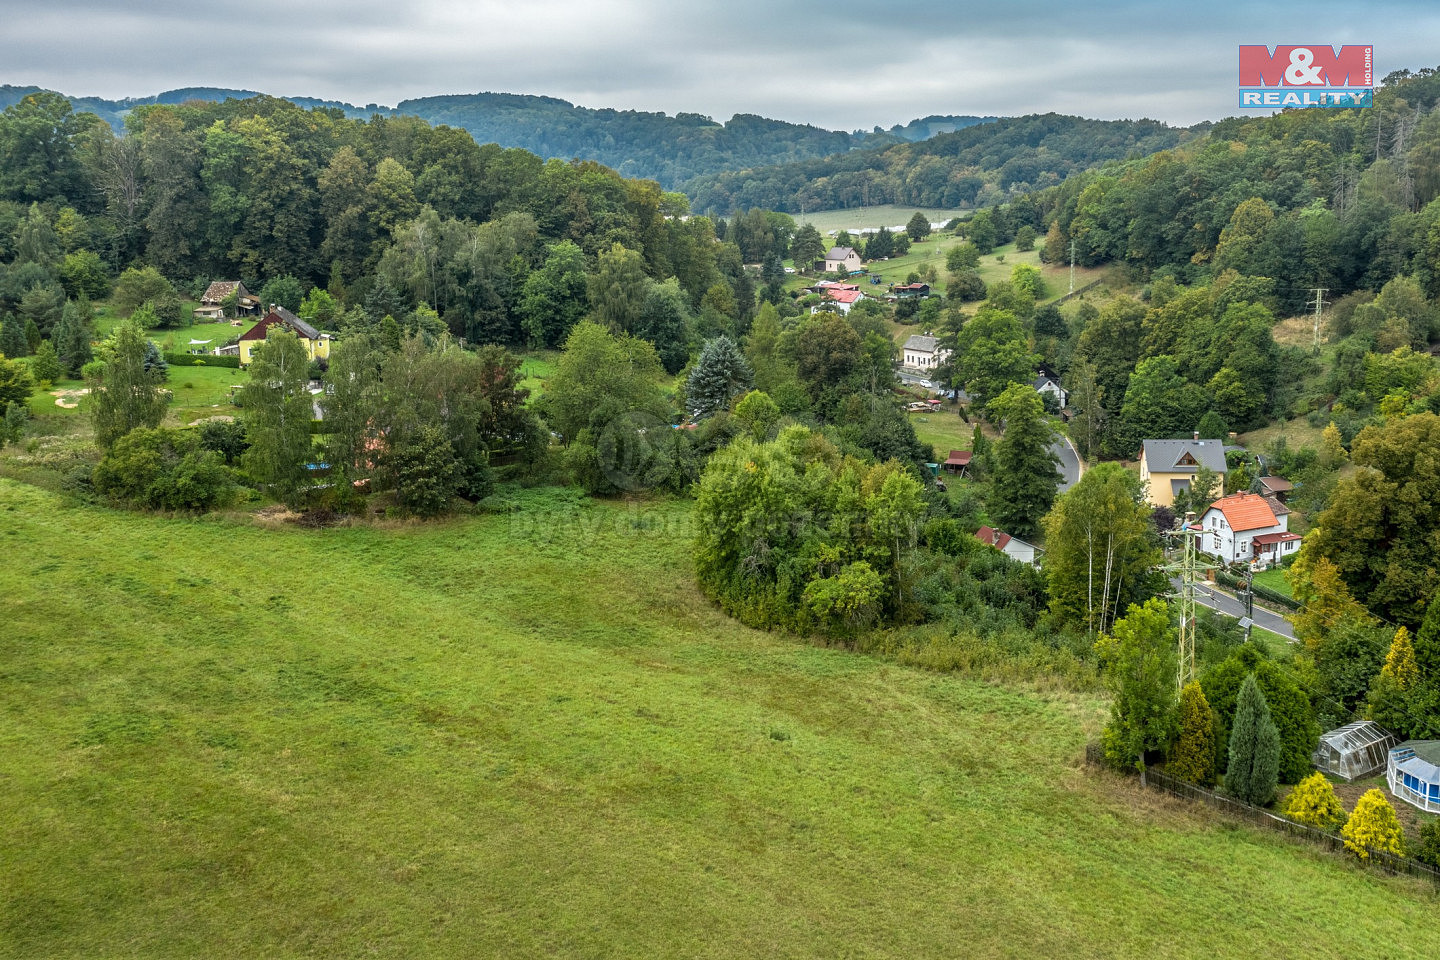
[194,280,260,321]
[975,525,1039,566]
[822,246,863,274]
[942,449,971,476]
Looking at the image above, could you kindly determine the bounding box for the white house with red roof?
[1198,491,1300,565]
[975,525,1039,566]
[810,285,864,315]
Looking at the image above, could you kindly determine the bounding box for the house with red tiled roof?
[1198,491,1299,566]
[812,287,865,316]
[975,525,1039,566]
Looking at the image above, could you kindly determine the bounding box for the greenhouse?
[1387,741,1440,814]
[1312,721,1396,781]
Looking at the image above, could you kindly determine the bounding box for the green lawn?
[518,352,558,403]
[1253,567,1295,600]
[797,204,969,236]
[1,480,1435,958]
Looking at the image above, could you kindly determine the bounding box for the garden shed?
[1312,721,1396,781]
[1387,740,1440,813]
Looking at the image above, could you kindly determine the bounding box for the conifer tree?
[30,339,61,384]
[54,298,94,376]
[986,382,1059,540]
[0,314,27,358]
[1320,421,1348,468]
[1225,673,1281,806]
[1096,598,1178,781]
[1281,772,1347,832]
[1381,626,1419,689]
[1341,789,1405,860]
[1170,681,1216,786]
[686,335,753,421]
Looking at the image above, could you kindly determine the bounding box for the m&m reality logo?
[1238,45,1373,108]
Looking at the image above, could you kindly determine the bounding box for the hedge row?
[165,353,241,369]
[1215,569,1302,611]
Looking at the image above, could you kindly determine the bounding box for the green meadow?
[2,479,1436,958]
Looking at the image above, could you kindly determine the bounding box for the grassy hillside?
[1,480,1435,957]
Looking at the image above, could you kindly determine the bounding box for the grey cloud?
[0,0,1437,129]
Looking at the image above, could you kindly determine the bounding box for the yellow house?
[1139,437,1227,507]
[238,306,332,367]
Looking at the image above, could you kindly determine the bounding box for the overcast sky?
[1,0,1435,129]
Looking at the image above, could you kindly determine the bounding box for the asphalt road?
[1050,434,1081,492]
[1170,577,1297,641]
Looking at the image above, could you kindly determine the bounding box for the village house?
[902,333,951,371]
[1138,436,1228,507]
[194,281,260,321]
[1033,371,1067,409]
[1198,491,1300,566]
[975,525,1039,566]
[811,287,864,315]
[237,306,332,367]
[821,246,863,274]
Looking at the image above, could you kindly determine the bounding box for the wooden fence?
[1083,743,1440,885]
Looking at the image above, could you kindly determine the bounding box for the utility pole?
[1309,287,1328,353]
[1069,238,1076,294]
[1163,511,1218,692]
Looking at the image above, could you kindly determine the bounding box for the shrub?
[1171,681,1216,786]
[1414,818,1440,868]
[1225,673,1280,806]
[1341,789,1405,860]
[93,427,235,511]
[1281,773,1347,832]
[112,266,176,316]
[1201,644,1318,784]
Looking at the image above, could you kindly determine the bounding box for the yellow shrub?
[1340,789,1405,860]
[1281,773,1346,832]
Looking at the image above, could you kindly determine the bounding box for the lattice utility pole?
[1310,287,1328,354]
[1164,511,1219,692]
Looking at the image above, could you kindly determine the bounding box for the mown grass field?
[2,479,1437,958]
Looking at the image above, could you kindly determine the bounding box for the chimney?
[1193,430,1199,441]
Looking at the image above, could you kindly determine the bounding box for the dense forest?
[0,85,992,192]
[687,113,1191,214]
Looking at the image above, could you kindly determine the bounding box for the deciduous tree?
[987,382,1059,540]
[1096,598,1179,781]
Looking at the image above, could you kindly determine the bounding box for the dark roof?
[239,306,320,342]
[1259,476,1294,494]
[904,334,941,352]
[1142,439,1227,474]
[944,449,972,465]
[1262,493,1290,517]
[825,246,859,260]
[1252,532,1301,545]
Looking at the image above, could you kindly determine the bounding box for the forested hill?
[0,84,992,190]
[0,85,380,128]
[687,113,1192,214]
